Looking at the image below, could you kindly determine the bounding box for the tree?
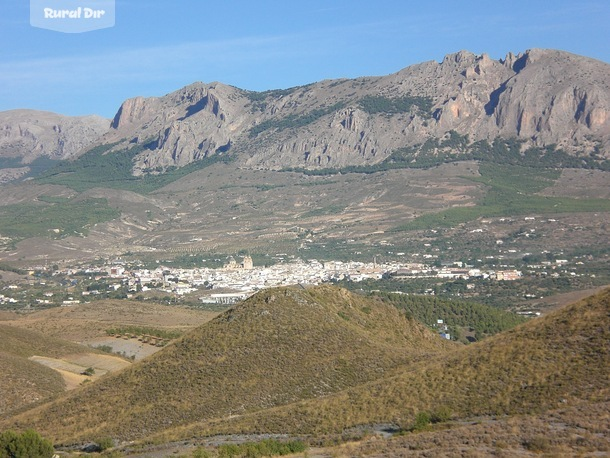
[0,430,54,458]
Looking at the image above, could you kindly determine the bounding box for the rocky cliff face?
[102,48,609,172]
[104,82,251,173]
[0,110,109,163]
[483,49,610,145]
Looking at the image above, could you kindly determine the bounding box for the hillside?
[2,298,217,342]
[3,285,453,443]
[169,287,610,439]
[374,292,528,340]
[0,354,65,419]
[0,324,123,418]
[347,399,610,457]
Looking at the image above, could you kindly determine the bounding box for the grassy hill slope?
[371,291,528,339]
[0,352,65,419]
[179,287,609,438]
[0,324,108,418]
[348,399,610,457]
[0,324,94,359]
[4,285,453,443]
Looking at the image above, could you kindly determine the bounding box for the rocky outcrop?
[110,96,152,130]
[0,110,109,163]
[105,82,250,173]
[483,49,610,146]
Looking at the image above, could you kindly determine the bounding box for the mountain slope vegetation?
[374,292,528,339]
[0,324,108,418]
[4,285,452,443]
[170,287,610,439]
[0,49,608,266]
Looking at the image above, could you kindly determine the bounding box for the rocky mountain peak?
[105,82,253,173]
[442,50,478,65]
[110,96,151,130]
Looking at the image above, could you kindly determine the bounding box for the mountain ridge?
[0,109,109,163]
[105,48,610,172]
[0,48,608,177]
[0,48,609,264]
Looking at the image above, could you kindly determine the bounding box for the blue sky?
[1,0,609,118]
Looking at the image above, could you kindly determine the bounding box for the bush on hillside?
[216,439,307,457]
[411,411,432,431]
[0,429,54,458]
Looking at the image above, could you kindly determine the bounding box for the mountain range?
[0,48,608,264]
[0,48,608,457]
[1,48,609,175]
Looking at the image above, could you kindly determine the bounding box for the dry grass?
[1,299,217,341]
[348,400,610,457]
[0,352,65,418]
[0,323,93,359]
[29,353,132,389]
[0,323,131,418]
[161,287,610,440]
[0,299,216,423]
[3,286,608,454]
[2,285,452,444]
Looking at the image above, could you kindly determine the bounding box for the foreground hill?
[168,287,610,439]
[4,285,452,443]
[2,286,608,455]
[348,399,610,457]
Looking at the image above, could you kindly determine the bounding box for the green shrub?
[192,448,212,458]
[218,444,241,458]
[82,367,95,376]
[0,429,54,458]
[412,411,431,431]
[95,436,115,451]
[216,439,307,458]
